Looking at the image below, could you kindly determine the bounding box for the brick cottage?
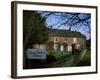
[33,29,86,52]
[47,29,86,52]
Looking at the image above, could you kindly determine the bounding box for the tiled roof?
[49,29,86,38]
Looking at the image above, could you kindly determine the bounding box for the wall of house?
[77,38,86,49]
[48,37,86,51]
[33,44,46,49]
[49,37,73,44]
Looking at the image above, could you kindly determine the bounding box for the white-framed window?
[54,43,58,50]
[60,45,64,51]
[73,38,77,43]
[54,37,58,42]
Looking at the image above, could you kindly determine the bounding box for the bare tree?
[39,11,91,34]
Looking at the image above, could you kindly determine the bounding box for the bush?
[23,50,28,58]
[46,54,57,63]
[47,50,72,60]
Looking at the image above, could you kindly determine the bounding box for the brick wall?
[48,37,86,50]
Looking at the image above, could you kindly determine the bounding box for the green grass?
[24,48,90,68]
[77,50,91,66]
[48,50,72,60]
[62,56,74,67]
[47,49,89,67]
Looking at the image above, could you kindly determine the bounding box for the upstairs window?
[54,37,58,42]
[56,38,58,41]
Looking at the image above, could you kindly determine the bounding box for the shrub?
[46,54,57,63]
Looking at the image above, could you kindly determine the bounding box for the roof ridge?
[49,29,86,38]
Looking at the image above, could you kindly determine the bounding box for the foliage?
[48,50,72,60]
[77,52,91,66]
[46,41,54,50]
[23,11,49,49]
[46,54,57,63]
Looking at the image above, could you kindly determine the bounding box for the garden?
[23,48,91,69]
[46,49,90,67]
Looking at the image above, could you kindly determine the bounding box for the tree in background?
[40,12,91,32]
[39,11,91,39]
[23,11,49,50]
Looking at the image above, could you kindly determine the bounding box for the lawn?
[77,49,91,66]
[46,49,88,67]
[47,50,72,59]
[24,49,90,69]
